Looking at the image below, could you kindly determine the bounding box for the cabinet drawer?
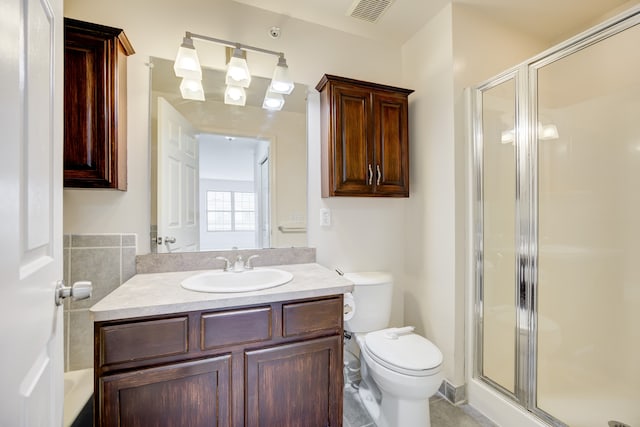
[282,297,342,337]
[201,307,272,350]
[99,316,188,367]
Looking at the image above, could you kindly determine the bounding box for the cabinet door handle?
[376,164,382,186]
[368,164,373,185]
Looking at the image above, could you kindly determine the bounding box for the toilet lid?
[364,329,443,376]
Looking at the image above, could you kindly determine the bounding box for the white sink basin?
[181,268,294,293]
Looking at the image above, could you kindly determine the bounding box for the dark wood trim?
[316,73,414,96]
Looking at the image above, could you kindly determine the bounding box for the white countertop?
[90,263,353,322]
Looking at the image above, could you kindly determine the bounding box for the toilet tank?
[343,272,393,333]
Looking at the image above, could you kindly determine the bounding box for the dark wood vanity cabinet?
[63,18,134,189]
[94,296,344,427]
[316,74,413,197]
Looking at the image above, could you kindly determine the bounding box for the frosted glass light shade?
[174,38,202,80]
[262,89,284,111]
[501,129,515,144]
[269,56,294,94]
[225,48,251,88]
[180,78,205,101]
[224,85,246,106]
[539,123,559,140]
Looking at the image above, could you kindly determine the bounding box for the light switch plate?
[320,208,331,227]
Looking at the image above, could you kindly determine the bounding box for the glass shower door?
[477,76,518,396]
[535,21,640,427]
[473,9,640,427]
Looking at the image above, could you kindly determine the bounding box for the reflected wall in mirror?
[150,57,308,253]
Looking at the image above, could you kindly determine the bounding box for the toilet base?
[358,378,432,427]
[358,382,380,421]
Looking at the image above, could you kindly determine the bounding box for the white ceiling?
[232,0,634,44]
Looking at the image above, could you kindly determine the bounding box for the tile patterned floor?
[343,385,498,427]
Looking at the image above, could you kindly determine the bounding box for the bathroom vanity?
[90,263,352,427]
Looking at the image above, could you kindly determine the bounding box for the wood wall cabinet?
[64,18,134,189]
[94,296,343,427]
[316,74,413,197]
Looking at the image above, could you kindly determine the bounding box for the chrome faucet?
[245,254,259,269]
[216,254,260,272]
[215,256,232,271]
[233,255,245,272]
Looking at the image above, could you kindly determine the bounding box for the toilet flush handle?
[384,326,415,340]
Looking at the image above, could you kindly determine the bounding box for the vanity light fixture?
[174,37,202,80]
[539,123,559,140]
[224,84,247,106]
[173,31,295,108]
[226,46,251,88]
[179,77,205,101]
[262,88,285,111]
[270,55,294,94]
[500,123,559,144]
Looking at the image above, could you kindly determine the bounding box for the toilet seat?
[364,328,443,377]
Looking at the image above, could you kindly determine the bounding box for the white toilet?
[344,272,444,427]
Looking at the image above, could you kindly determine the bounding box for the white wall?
[198,134,256,181]
[401,4,547,385]
[401,3,457,384]
[63,0,403,255]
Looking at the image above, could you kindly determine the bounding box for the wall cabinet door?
[332,84,374,195]
[245,335,342,427]
[63,18,134,189]
[100,356,231,427]
[317,74,413,198]
[373,91,410,195]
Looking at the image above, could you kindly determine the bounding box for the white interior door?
[259,156,270,248]
[0,0,64,424]
[157,97,199,253]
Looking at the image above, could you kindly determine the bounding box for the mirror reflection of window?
[206,191,256,232]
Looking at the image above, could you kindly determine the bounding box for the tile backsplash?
[63,233,136,371]
[136,247,316,274]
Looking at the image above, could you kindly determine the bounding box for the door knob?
[55,280,92,306]
[164,236,177,244]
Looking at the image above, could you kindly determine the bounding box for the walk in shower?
[470,7,640,427]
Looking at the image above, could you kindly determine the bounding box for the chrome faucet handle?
[245,255,260,269]
[215,256,231,271]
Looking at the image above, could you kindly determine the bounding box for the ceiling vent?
[347,0,394,23]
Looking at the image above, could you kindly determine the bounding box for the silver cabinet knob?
[55,280,92,306]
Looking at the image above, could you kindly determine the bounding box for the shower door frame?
[470,7,640,426]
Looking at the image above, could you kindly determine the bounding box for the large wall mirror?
[150,57,308,253]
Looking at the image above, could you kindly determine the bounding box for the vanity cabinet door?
[99,356,231,427]
[245,335,342,427]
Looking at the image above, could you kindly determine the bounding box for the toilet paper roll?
[343,292,356,321]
